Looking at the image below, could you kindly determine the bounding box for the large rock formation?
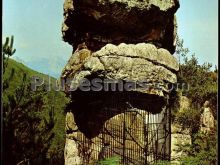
[62,0,179,53]
[61,0,180,164]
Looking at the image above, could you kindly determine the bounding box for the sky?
[176,0,218,68]
[3,0,218,78]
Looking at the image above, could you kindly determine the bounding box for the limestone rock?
[99,0,178,11]
[179,95,190,112]
[171,133,191,163]
[62,0,180,53]
[93,43,179,71]
[61,0,180,164]
[171,96,191,163]
[61,48,92,79]
[200,101,215,133]
[66,112,78,132]
[63,0,74,14]
[62,43,178,97]
[64,138,82,165]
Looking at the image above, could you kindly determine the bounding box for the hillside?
[3,58,70,163]
[3,58,57,99]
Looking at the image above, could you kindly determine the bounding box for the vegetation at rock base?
[171,37,218,165]
[177,130,217,165]
[97,156,121,165]
[2,36,70,165]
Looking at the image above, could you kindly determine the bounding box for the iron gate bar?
[75,106,171,164]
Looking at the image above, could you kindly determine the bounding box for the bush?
[179,131,217,165]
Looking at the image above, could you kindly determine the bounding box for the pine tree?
[2,36,16,73]
[2,36,55,165]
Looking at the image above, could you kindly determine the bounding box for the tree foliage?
[2,36,16,73]
[173,37,217,165]
[174,107,201,136]
[2,37,67,165]
[176,37,217,113]
[177,130,217,165]
[3,76,55,164]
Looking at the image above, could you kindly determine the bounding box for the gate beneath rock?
[76,107,171,165]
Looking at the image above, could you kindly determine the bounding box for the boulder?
[62,0,180,53]
[200,101,215,133]
[61,0,180,164]
[61,43,179,100]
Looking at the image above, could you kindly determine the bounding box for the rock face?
[171,124,191,164]
[64,138,82,165]
[62,0,179,53]
[61,0,179,164]
[171,95,191,163]
[200,101,215,133]
[62,43,178,98]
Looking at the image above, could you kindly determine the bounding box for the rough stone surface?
[62,0,180,53]
[171,125,191,163]
[64,138,82,165]
[62,43,178,97]
[171,96,191,163]
[99,0,178,10]
[179,95,190,112]
[200,101,215,133]
[66,112,78,133]
[61,0,180,164]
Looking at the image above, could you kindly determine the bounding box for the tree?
[176,37,217,111]
[2,36,16,73]
[3,76,55,164]
[173,37,217,165]
[175,35,189,78]
[2,36,55,165]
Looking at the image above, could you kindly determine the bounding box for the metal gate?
[76,107,171,165]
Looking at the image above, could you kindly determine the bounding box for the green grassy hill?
[3,58,70,162]
[3,58,57,98]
